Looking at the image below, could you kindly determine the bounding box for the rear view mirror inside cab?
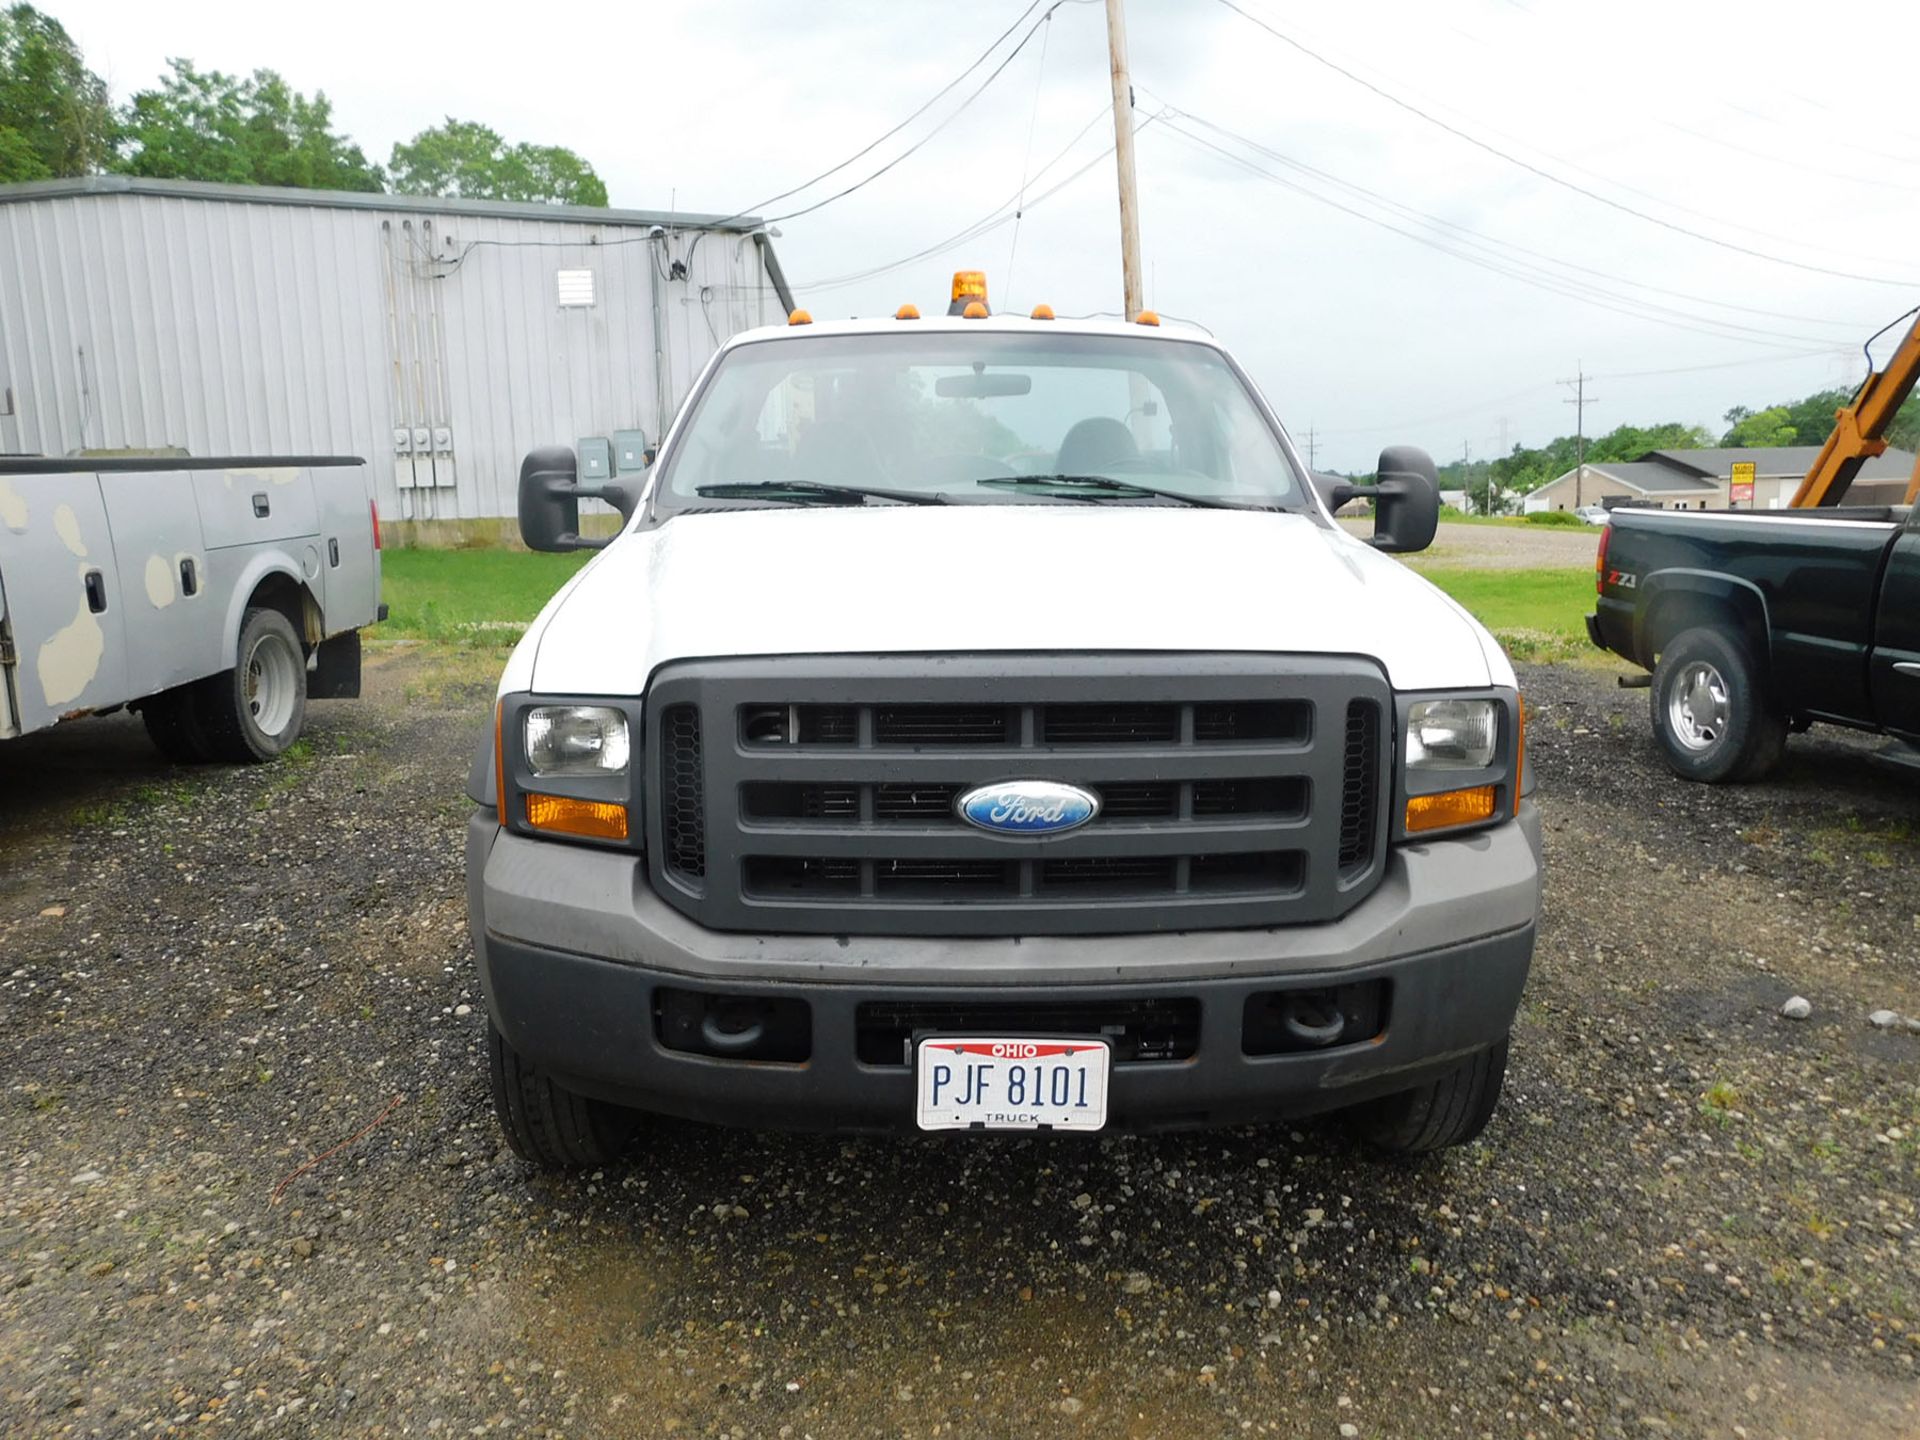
[935,372,1033,399]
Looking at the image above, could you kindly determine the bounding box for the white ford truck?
[466,288,1540,1167]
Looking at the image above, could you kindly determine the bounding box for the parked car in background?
[467,279,1542,1168]
[1589,501,1920,780]
[1575,504,1610,525]
[0,455,382,761]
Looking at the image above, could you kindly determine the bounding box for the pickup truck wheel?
[1353,1039,1508,1156]
[487,1024,636,1170]
[198,606,308,763]
[140,685,214,763]
[1651,627,1787,783]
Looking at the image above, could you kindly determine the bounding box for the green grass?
[1416,566,1595,662]
[374,546,1600,667]
[379,548,591,644]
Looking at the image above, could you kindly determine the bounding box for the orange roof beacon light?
[787,308,813,326]
[949,269,989,315]
[895,303,921,320]
[1134,309,1161,327]
[1030,303,1056,320]
[961,300,989,320]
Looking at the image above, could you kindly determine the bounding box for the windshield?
[652,331,1307,510]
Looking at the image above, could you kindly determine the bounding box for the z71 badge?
[1605,569,1637,589]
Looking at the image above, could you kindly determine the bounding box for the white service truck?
[466,282,1541,1166]
[0,455,381,761]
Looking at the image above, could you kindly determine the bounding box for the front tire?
[199,606,308,763]
[487,1024,637,1170]
[1352,1039,1508,1155]
[1650,626,1787,783]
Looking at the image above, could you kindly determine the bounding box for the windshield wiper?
[694,480,946,506]
[975,474,1242,510]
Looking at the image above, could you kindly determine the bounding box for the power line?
[755,0,1098,228]
[1212,0,1920,288]
[713,0,1058,227]
[1233,0,1920,272]
[789,104,1129,295]
[1003,3,1057,302]
[1158,102,1871,333]
[1155,120,1842,350]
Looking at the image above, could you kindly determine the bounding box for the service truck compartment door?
[192,466,320,550]
[98,470,219,701]
[1869,519,1920,742]
[0,471,129,733]
[312,464,378,635]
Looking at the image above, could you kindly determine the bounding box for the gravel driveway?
[1339,518,1603,569]
[2,646,1915,1438]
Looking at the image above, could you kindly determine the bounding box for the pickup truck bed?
[1588,503,1920,780]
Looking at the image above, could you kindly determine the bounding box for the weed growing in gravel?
[1702,1080,1741,1116]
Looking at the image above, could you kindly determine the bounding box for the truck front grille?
[647,655,1390,937]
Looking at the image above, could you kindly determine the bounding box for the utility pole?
[1104,0,1144,320]
[1462,440,1471,518]
[1560,364,1597,510]
[1486,417,1509,517]
[1305,425,1318,470]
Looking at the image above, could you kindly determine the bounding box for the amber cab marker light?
[962,300,989,319]
[1134,309,1161,326]
[1030,303,1056,320]
[895,304,920,320]
[787,308,812,326]
[1405,785,1498,835]
[525,793,629,842]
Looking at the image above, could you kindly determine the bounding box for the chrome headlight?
[1405,698,1498,770]
[525,705,630,777]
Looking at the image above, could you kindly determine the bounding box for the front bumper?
[467,805,1542,1133]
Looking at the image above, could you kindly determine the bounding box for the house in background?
[1522,444,1920,513]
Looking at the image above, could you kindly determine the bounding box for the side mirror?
[517,444,645,552]
[1330,444,1440,554]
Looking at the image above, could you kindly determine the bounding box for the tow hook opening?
[656,987,812,1063]
[1241,981,1388,1056]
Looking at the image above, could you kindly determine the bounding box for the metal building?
[0,176,793,540]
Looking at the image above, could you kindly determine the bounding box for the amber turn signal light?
[1405,785,1498,834]
[525,793,629,842]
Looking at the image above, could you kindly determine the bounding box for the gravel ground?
[2,644,1916,1439]
[1338,519,1603,570]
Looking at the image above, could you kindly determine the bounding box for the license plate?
[915,1036,1110,1132]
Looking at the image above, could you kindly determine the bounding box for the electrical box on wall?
[393,427,415,489]
[578,436,612,481]
[613,430,649,474]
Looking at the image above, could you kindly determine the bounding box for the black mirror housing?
[517,445,645,552]
[1328,445,1440,554]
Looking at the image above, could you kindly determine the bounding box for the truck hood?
[505,506,1505,696]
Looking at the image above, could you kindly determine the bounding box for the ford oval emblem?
[956,780,1100,836]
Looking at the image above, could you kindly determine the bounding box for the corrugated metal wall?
[0,189,783,525]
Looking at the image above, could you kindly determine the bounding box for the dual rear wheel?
[140,606,308,764]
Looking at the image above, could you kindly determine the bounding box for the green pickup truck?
[1588,503,1920,781]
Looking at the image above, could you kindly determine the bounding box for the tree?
[116,60,383,191]
[1721,402,1799,448]
[0,3,112,181]
[388,119,607,206]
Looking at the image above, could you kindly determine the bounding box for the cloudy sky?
[63,0,1920,471]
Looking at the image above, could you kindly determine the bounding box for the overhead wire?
[1152,100,1872,334]
[1003,4,1056,304]
[1212,0,1920,288]
[1154,119,1841,351]
[748,0,1098,229]
[788,102,1123,294]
